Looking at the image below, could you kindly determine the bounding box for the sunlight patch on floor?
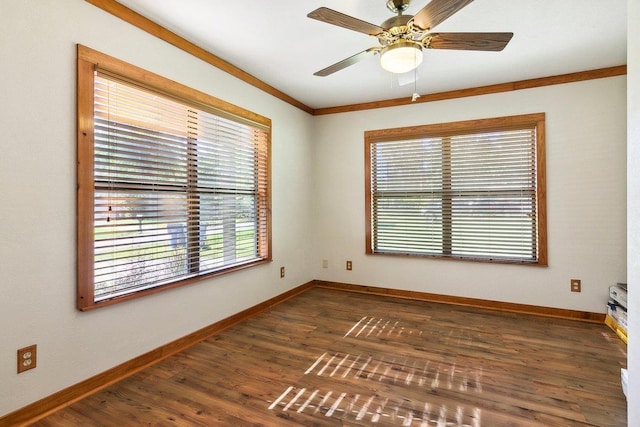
[268,315,483,425]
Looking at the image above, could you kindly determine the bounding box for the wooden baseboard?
[1,279,604,426]
[0,281,315,427]
[314,280,605,323]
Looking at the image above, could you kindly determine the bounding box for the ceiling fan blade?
[412,0,474,31]
[428,32,513,51]
[314,47,381,77]
[307,7,385,36]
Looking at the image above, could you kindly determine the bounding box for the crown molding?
[312,65,627,115]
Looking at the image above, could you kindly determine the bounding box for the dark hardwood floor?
[33,288,627,426]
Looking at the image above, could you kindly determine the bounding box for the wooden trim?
[314,280,606,323]
[0,281,315,427]
[364,112,546,141]
[80,259,273,311]
[313,65,627,115]
[364,134,373,254]
[535,116,548,266]
[82,0,314,115]
[76,52,97,307]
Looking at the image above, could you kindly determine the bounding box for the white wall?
[0,0,314,416]
[627,0,639,424]
[312,77,627,313]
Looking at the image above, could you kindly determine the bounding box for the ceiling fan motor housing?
[381,14,412,32]
[378,14,416,48]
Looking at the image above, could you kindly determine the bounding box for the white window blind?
[88,72,270,303]
[367,115,545,264]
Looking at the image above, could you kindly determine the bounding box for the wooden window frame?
[76,45,272,310]
[365,113,547,266]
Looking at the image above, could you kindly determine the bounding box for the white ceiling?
[115,0,627,110]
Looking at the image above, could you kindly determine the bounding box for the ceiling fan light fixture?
[380,41,423,74]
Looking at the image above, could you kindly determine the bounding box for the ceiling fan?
[308,0,513,76]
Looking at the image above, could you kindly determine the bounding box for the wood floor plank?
[32,288,627,426]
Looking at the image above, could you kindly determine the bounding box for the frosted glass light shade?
[380,41,423,74]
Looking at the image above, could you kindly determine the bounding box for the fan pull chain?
[411,53,420,102]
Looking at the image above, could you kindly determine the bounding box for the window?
[77,45,271,310]
[365,114,546,265]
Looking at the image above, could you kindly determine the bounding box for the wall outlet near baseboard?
[346,260,352,271]
[17,345,37,373]
[280,266,285,278]
[570,279,581,292]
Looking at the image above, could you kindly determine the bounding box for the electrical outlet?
[346,260,352,271]
[280,266,285,278]
[570,279,581,292]
[322,259,328,268]
[17,345,37,373]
